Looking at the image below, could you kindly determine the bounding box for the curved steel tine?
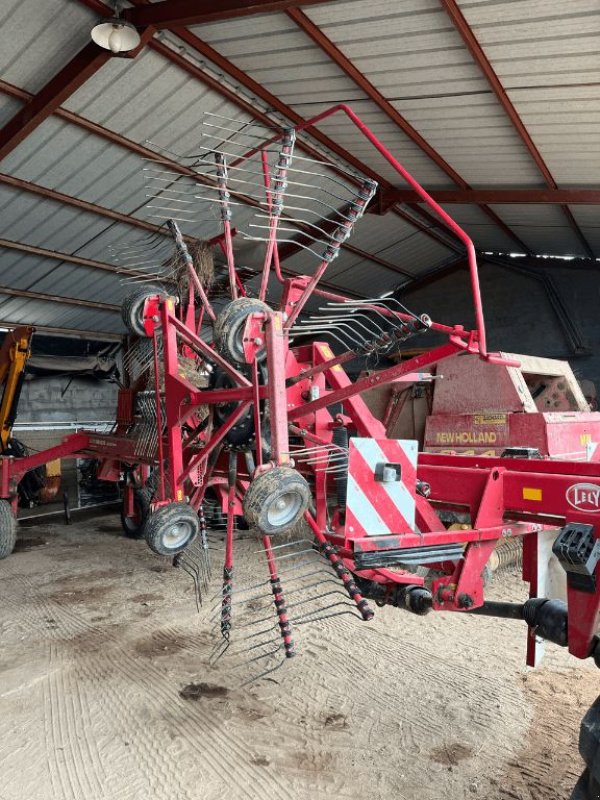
[111,232,167,253]
[202,110,274,130]
[261,191,357,221]
[240,233,325,261]
[196,138,281,164]
[253,208,353,236]
[238,658,286,688]
[292,323,361,348]
[278,167,362,201]
[246,221,326,245]
[202,121,272,140]
[293,607,362,626]
[311,312,384,339]
[292,150,362,178]
[298,321,367,348]
[340,296,422,327]
[290,325,361,351]
[379,295,422,320]
[358,297,418,326]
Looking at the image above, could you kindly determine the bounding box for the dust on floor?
[0,511,597,800]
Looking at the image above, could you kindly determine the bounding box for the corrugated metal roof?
[456,0,600,187]
[569,206,600,256]
[488,204,586,256]
[0,0,596,338]
[191,14,453,187]
[0,0,96,93]
[303,0,543,187]
[0,294,121,334]
[440,204,528,253]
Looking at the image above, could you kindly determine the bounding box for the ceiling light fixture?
[91,1,141,54]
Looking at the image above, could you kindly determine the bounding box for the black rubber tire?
[213,297,270,364]
[120,489,149,540]
[121,284,165,337]
[572,697,600,798]
[571,771,600,800]
[0,499,17,559]
[243,466,311,536]
[144,502,199,556]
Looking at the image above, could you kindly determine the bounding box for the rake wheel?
[121,284,166,337]
[213,297,270,364]
[243,466,311,536]
[0,499,16,560]
[144,502,199,556]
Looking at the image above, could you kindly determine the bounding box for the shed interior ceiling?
[0,0,598,338]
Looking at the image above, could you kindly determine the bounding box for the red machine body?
[1,103,599,684]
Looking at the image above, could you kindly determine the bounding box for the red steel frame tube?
[244,105,487,354]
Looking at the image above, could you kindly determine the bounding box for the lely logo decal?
[566,483,600,513]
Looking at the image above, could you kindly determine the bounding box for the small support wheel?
[144,502,199,556]
[121,284,166,337]
[243,466,311,536]
[0,499,17,559]
[120,489,149,540]
[213,297,270,364]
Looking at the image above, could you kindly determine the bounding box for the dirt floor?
[1,509,598,800]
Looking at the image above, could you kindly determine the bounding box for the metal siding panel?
[0,0,96,93]
[0,294,123,333]
[0,95,22,127]
[440,204,523,253]
[488,204,586,256]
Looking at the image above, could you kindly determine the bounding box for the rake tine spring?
[241,581,347,627]
[261,535,296,658]
[210,559,327,606]
[303,513,374,622]
[220,565,233,642]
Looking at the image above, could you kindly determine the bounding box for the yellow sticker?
[523,487,542,502]
[177,489,184,500]
[332,364,343,373]
[167,299,174,311]
[321,345,334,359]
[474,414,507,425]
[581,433,592,445]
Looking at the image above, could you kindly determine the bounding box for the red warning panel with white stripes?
[344,438,418,537]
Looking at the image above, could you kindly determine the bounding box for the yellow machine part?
[0,326,34,451]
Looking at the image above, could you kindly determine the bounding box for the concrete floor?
[0,509,597,800]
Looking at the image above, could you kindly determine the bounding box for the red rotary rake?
[2,104,600,792]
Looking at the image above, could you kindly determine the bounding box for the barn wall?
[16,376,118,425]
[401,260,600,390]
